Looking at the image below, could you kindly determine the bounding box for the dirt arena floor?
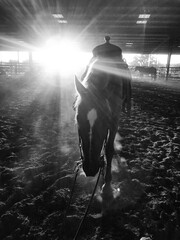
[0,73,180,240]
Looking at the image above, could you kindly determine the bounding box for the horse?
[135,66,157,80]
[74,58,132,210]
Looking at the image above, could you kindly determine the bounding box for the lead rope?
[73,158,104,240]
[61,136,105,239]
[61,160,103,240]
[73,140,106,239]
[60,161,81,238]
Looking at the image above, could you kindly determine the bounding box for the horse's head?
[74,76,111,177]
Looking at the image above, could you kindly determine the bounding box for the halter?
[78,133,107,171]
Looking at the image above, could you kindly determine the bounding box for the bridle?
[78,131,108,171]
[78,135,84,163]
[76,89,112,171]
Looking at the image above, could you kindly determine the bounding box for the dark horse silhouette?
[74,58,132,209]
[135,66,157,80]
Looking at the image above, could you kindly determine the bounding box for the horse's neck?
[84,74,109,93]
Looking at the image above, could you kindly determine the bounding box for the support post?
[29,51,33,69]
[166,39,173,81]
[147,54,150,67]
[17,51,19,63]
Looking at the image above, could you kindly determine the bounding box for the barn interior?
[0,1,180,240]
[0,0,180,79]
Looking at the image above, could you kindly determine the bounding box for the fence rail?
[158,67,180,79]
[130,66,180,80]
[0,62,180,80]
[0,62,30,75]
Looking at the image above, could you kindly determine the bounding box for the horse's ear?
[74,75,87,96]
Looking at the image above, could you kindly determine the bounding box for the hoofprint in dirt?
[0,74,180,240]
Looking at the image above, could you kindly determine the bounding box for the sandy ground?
[0,73,180,240]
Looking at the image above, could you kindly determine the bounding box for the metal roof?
[0,0,180,54]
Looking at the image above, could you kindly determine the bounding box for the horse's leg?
[104,100,121,184]
[105,128,117,184]
[101,124,118,213]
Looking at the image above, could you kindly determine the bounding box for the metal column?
[29,51,33,68]
[166,39,173,81]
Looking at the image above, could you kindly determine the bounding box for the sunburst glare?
[36,37,91,77]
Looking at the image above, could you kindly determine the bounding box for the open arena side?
[1,61,180,81]
[0,71,180,240]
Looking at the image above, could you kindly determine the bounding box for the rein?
[61,138,105,240]
[78,136,84,162]
[73,160,104,240]
[72,136,106,239]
